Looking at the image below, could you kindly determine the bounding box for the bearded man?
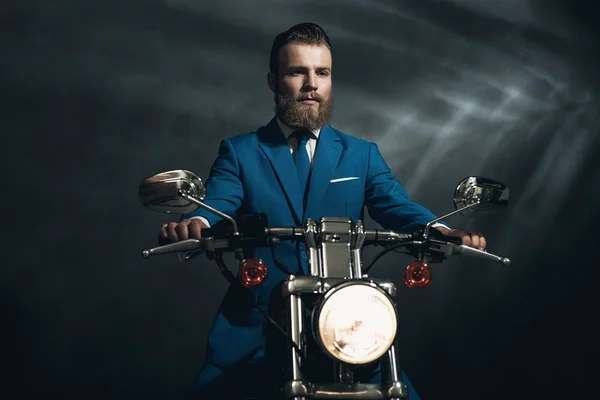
[159,22,487,400]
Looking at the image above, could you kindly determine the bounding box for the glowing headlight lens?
[316,283,397,365]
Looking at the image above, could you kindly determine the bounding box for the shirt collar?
[276,117,321,140]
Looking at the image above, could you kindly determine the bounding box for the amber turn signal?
[238,258,268,289]
[403,261,432,288]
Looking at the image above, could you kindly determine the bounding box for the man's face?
[269,43,333,131]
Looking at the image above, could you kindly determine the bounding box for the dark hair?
[269,22,332,75]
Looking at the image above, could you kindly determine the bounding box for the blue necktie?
[294,130,312,201]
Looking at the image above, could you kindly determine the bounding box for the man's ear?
[267,72,276,93]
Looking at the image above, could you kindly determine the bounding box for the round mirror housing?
[453,176,509,215]
[139,169,205,214]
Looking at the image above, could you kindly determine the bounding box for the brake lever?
[453,245,511,265]
[427,239,511,265]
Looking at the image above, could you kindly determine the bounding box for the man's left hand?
[434,226,487,251]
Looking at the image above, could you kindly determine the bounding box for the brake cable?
[363,241,414,274]
[213,253,302,354]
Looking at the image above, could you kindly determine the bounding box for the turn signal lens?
[238,258,268,289]
[404,261,432,288]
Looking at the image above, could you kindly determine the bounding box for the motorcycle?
[139,171,510,400]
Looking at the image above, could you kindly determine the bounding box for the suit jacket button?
[301,251,307,259]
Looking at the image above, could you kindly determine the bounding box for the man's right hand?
[159,218,208,245]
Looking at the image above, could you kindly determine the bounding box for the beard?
[274,88,334,131]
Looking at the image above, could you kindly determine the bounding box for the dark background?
[2,0,598,398]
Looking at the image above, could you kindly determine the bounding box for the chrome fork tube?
[384,343,408,399]
[289,293,305,400]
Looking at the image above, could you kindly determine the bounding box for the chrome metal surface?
[363,230,413,243]
[423,202,480,238]
[141,238,203,258]
[452,245,511,265]
[454,176,509,214]
[297,294,304,356]
[317,217,354,278]
[285,380,309,398]
[139,169,205,214]
[352,221,365,277]
[384,345,401,384]
[284,380,407,399]
[304,220,321,276]
[282,276,397,297]
[141,236,232,259]
[289,290,304,382]
[267,227,305,238]
[179,191,239,235]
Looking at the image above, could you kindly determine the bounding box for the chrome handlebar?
[142,226,510,266]
[265,227,413,242]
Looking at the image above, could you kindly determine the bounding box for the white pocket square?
[330,177,359,183]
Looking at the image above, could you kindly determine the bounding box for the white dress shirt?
[275,118,321,163]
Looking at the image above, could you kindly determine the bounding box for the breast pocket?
[328,177,362,194]
[325,177,365,218]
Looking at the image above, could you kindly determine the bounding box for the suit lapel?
[305,125,342,219]
[257,118,304,224]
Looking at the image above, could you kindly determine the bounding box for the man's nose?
[304,72,318,91]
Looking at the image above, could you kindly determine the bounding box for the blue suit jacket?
[183,117,440,371]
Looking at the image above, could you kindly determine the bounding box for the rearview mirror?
[139,169,205,214]
[453,176,509,215]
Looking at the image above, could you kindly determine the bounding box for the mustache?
[297,93,324,102]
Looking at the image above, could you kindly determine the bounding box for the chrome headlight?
[313,282,398,365]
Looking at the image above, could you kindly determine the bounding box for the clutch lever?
[142,238,204,258]
[141,237,232,259]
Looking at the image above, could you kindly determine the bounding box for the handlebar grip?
[363,230,413,243]
[440,234,462,245]
[426,227,462,245]
[199,226,217,237]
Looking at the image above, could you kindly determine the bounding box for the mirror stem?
[424,201,480,238]
[178,190,240,235]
